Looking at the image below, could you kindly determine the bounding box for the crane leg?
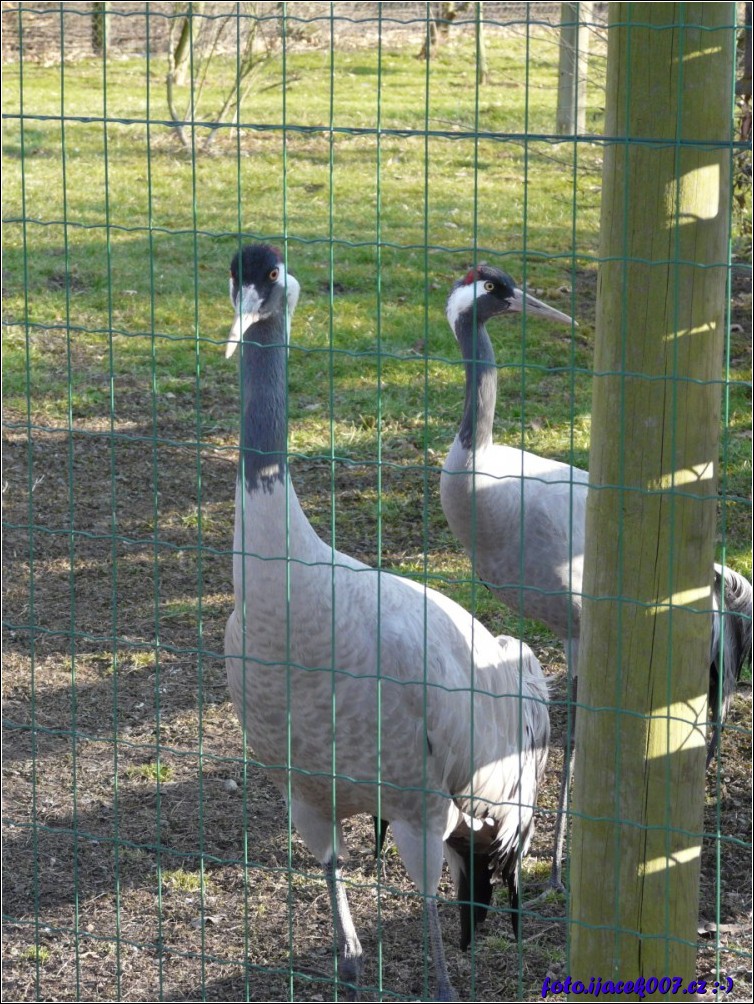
[550,744,574,891]
[324,857,363,999]
[550,677,578,892]
[427,898,457,1002]
[390,819,458,1002]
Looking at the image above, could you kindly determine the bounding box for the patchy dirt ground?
[2,346,752,1001]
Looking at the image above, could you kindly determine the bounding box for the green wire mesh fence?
[2,2,751,1001]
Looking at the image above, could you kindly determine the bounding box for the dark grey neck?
[238,316,288,494]
[456,314,498,451]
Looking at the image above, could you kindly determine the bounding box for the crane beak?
[226,284,263,359]
[509,287,576,327]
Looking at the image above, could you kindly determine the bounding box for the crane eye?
[269,267,280,282]
[484,281,495,293]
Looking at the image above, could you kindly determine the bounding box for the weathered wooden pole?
[570,2,735,991]
[556,2,593,135]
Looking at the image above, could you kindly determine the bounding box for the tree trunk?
[739,1,752,96]
[570,2,734,989]
[476,2,488,85]
[418,2,464,59]
[172,2,205,87]
[91,1,109,56]
[556,2,592,135]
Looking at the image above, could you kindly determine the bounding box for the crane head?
[446,264,575,332]
[226,243,300,358]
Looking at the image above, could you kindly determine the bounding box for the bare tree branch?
[165,2,279,154]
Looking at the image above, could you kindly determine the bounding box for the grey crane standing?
[707,564,753,765]
[440,263,752,891]
[223,245,550,1001]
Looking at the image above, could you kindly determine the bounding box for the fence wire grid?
[2,2,752,1002]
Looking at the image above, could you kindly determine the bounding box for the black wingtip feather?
[373,816,390,858]
[458,852,495,951]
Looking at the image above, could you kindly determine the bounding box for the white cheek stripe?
[241,282,261,314]
[275,265,301,343]
[227,282,263,358]
[446,279,488,330]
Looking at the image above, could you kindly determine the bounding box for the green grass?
[160,867,206,894]
[126,650,158,672]
[125,761,174,784]
[21,946,51,966]
[2,23,750,591]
